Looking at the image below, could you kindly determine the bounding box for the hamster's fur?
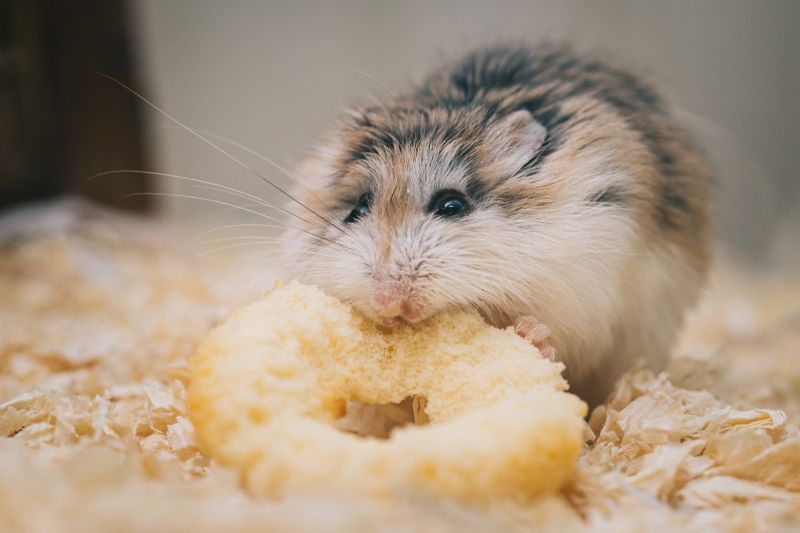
[281,44,711,406]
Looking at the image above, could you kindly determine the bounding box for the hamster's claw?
[514,316,556,361]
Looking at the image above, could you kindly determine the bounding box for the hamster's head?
[281,48,709,339]
[285,107,651,330]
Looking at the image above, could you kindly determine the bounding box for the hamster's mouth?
[375,316,408,328]
[373,310,428,328]
[369,300,514,330]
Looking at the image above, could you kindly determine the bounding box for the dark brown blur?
[0,0,151,212]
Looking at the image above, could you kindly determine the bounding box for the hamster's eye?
[429,189,471,219]
[344,192,372,224]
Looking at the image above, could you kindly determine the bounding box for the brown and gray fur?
[281,44,712,406]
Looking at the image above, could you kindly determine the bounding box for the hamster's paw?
[514,315,556,361]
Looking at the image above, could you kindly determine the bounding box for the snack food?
[188,281,587,503]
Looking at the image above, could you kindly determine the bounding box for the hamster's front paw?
[513,315,556,361]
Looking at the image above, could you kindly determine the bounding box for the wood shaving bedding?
[1,200,799,532]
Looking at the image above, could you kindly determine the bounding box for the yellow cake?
[188,281,586,503]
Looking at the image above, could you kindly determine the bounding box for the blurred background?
[1,0,798,270]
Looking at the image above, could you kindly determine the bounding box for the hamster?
[280,44,712,406]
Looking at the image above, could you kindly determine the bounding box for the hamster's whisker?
[122,192,349,250]
[352,69,397,98]
[175,235,293,256]
[98,73,345,236]
[157,126,343,228]
[196,235,329,249]
[184,218,292,240]
[185,184,320,229]
[190,240,295,259]
[92,169,265,202]
[156,126,296,182]
[194,236,288,246]
[226,248,332,271]
[93,169,320,231]
[194,222,302,239]
[196,223,287,235]
[193,224,342,253]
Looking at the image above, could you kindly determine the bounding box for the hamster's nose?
[372,282,416,323]
[374,298,414,322]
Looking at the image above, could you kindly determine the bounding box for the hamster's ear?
[484,110,547,178]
